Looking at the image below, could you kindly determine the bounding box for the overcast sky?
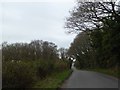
[1,0,119,48]
[0,0,77,48]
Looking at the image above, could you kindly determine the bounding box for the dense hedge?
[2,40,71,88]
[2,59,70,88]
[2,61,35,88]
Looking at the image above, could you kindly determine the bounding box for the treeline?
[2,40,71,88]
[2,40,58,61]
[66,2,120,70]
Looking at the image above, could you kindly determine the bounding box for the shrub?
[35,60,54,79]
[2,59,70,88]
[54,60,69,72]
[2,61,35,88]
[35,59,70,78]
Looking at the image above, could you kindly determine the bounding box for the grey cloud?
[2,2,76,48]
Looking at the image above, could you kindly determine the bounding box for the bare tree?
[65,2,120,33]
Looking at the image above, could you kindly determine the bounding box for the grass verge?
[33,70,72,89]
[85,68,119,78]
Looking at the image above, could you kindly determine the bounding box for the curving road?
[61,68,119,88]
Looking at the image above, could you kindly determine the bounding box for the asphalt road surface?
[61,68,119,88]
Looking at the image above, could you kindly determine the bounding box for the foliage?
[2,61,36,88]
[65,2,120,33]
[59,48,68,60]
[2,40,58,61]
[68,32,95,69]
[66,2,120,70]
[33,70,72,88]
[54,60,70,72]
[2,59,70,88]
[2,40,71,88]
[85,68,120,78]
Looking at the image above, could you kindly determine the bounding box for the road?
[61,68,119,88]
